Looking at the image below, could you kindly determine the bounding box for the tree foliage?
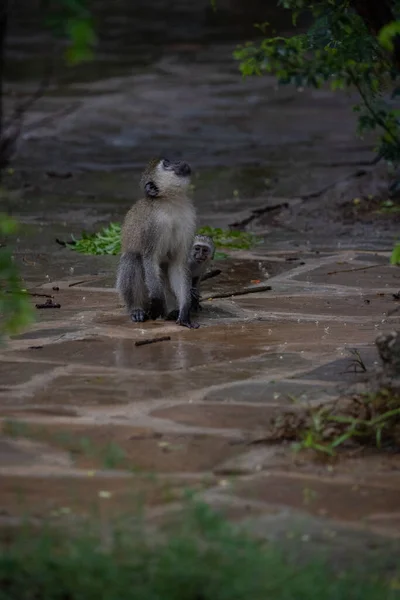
[41,0,97,65]
[0,215,34,341]
[234,0,400,164]
[0,0,96,339]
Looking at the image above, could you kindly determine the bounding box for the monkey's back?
[121,199,152,253]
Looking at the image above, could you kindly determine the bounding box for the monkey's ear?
[144,181,159,198]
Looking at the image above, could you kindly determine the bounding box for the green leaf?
[0,216,35,342]
[0,213,18,235]
[378,21,400,52]
[391,242,400,265]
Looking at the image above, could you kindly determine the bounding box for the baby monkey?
[166,234,215,319]
[189,234,215,311]
[116,157,198,329]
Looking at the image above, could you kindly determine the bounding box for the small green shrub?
[68,224,261,256]
[391,242,400,265]
[0,501,396,600]
[0,214,34,342]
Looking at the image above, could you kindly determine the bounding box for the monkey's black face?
[193,244,211,263]
[162,159,192,178]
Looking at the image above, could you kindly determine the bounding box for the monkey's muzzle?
[174,161,191,177]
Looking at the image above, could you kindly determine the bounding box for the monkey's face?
[143,158,192,198]
[193,243,213,263]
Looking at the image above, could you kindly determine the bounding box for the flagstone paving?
[3,28,400,566]
[1,243,400,565]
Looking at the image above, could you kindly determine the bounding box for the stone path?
[3,30,400,566]
[2,238,400,564]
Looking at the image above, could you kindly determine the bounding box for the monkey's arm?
[190,276,201,312]
[169,262,199,329]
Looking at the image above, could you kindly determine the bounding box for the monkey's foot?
[149,298,166,320]
[130,309,148,323]
[176,318,200,329]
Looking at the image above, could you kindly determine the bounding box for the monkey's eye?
[194,245,201,251]
[162,159,171,169]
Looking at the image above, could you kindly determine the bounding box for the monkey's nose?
[177,162,191,177]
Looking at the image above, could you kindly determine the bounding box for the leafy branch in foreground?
[68,224,261,256]
[234,1,400,164]
[0,0,96,173]
[0,214,34,340]
[0,500,395,598]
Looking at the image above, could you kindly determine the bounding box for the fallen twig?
[0,60,54,169]
[309,154,382,168]
[327,264,381,275]
[68,280,90,288]
[135,336,171,347]
[388,305,400,317]
[5,61,53,131]
[46,170,72,179]
[5,290,53,299]
[300,169,367,201]
[28,292,54,299]
[201,284,271,300]
[229,202,289,228]
[35,299,61,309]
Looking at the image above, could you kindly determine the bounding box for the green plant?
[71,222,122,255]
[42,0,97,65]
[346,348,368,373]
[198,226,260,250]
[234,1,400,164]
[273,387,400,457]
[68,224,261,256]
[233,1,400,263]
[391,241,400,264]
[0,501,397,599]
[0,215,34,341]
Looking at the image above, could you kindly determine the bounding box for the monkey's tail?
[116,252,146,311]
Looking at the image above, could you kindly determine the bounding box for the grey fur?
[189,234,215,312]
[116,158,198,328]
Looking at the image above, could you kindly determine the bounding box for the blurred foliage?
[0,215,34,342]
[41,0,97,65]
[69,224,260,256]
[234,0,400,261]
[0,2,96,340]
[234,0,400,164]
[391,242,400,264]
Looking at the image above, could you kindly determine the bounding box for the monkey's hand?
[149,297,166,320]
[131,309,148,323]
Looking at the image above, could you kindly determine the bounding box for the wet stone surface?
[3,14,400,561]
[0,361,56,388]
[2,250,400,551]
[203,380,337,404]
